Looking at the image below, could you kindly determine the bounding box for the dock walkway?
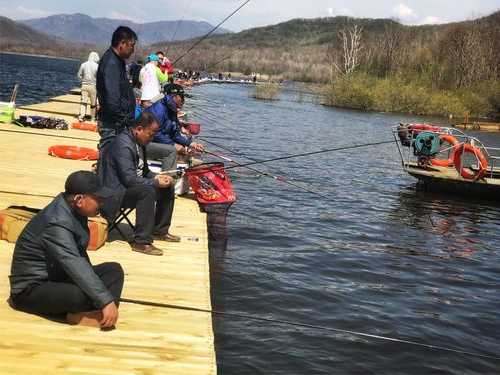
[0,95,217,374]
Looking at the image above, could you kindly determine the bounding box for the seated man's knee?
[138,185,156,200]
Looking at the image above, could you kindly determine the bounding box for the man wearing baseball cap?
[9,171,124,329]
[146,83,204,172]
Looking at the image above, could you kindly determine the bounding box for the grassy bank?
[323,74,500,120]
[253,82,281,101]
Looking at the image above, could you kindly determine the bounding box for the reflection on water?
[4,53,500,375]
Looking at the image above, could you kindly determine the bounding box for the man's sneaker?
[131,243,163,256]
[154,233,181,242]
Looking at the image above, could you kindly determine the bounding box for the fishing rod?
[224,140,397,170]
[165,0,194,55]
[173,0,251,65]
[204,149,332,199]
[120,297,500,361]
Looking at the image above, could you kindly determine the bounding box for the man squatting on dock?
[9,171,124,329]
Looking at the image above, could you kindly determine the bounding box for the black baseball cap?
[164,83,185,98]
[65,171,114,198]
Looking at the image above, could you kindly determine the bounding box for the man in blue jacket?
[9,171,123,329]
[98,112,177,256]
[96,26,138,152]
[145,84,204,172]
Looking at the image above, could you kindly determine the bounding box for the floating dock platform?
[0,93,217,374]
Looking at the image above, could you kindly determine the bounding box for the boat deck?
[0,97,216,374]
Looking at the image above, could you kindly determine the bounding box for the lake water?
[2,53,500,374]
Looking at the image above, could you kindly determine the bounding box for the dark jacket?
[146,95,192,146]
[96,47,136,130]
[9,194,114,308]
[98,127,158,221]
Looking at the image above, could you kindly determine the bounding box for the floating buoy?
[48,145,99,161]
[431,134,459,167]
[72,122,98,132]
[453,143,488,180]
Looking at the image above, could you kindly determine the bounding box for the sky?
[1,0,499,31]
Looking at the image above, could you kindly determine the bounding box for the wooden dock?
[0,96,217,374]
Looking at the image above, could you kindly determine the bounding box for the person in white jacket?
[139,54,163,108]
[77,51,100,121]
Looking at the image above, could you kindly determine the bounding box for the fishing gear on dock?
[173,0,251,65]
[120,297,500,362]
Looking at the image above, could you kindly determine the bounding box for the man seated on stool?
[9,171,123,329]
[98,111,179,256]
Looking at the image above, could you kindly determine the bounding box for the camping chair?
[108,207,135,241]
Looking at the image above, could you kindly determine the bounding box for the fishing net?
[185,162,236,206]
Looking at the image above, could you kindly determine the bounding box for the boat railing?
[392,124,499,178]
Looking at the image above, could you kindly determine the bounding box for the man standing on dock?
[96,26,138,152]
[77,51,99,121]
[9,171,124,329]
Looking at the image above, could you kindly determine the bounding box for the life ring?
[431,134,459,167]
[453,143,488,180]
[72,122,98,132]
[408,123,442,133]
[48,145,99,161]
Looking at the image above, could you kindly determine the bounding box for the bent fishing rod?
[120,297,500,362]
[173,0,251,65]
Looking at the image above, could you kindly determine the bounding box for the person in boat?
[96,26,137,152]
[77,51,99,121]
[9,171,123,329]
[98,111,178,256]
[145,83,204,173]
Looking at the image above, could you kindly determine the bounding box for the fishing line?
[224,140,397,170]
[204,149,331,199]
[120,297,500,361]
[165,0,194,55]
[173,0,251,65]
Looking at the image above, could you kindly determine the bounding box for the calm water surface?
[2,53,500,375]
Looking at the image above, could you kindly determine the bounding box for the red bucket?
[186,162,236,205]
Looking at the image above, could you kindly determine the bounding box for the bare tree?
[332,24,363,76]
[380,22,404,76]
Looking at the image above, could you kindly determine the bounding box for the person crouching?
[9,171,123,329]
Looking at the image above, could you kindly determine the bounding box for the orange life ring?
[431,134,459,167]
[48,145,99,161]
[72,122,98,132]
[453,143,488,180]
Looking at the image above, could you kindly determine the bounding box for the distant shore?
[0,51,80,61]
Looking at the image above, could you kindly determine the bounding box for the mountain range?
[20,13,230,45]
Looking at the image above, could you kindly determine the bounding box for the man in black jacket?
[98,112,178,256]
[96,26,137,152]
[9,171,124,329]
